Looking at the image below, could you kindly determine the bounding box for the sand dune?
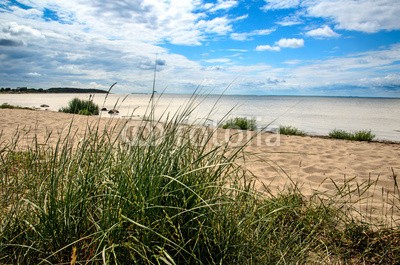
[1,109,399,225]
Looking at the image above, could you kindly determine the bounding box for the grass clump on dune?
[329,129,375,141]
[59,97,99,115]
[0,94,399,264]
[279,125,306,136]
[0,103,33,110]
[220,117,257,131]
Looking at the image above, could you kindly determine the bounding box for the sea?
[1,93,400,142]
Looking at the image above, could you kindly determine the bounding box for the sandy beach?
[1,108,399,225]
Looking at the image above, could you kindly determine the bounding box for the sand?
[1,109,399,225]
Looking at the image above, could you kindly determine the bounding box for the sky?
[1,0,400,97]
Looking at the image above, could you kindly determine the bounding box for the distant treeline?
[0,87,108,94]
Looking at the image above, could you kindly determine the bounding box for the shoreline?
[2,94,400,142]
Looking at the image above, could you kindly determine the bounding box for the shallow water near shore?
[1,93,400,142]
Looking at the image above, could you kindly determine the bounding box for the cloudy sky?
[1,0,400,96]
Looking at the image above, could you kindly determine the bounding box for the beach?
[1,108,399,225]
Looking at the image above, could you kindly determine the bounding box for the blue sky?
[1,0,400,97]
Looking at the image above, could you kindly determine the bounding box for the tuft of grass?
[279,125,306,136]
[352,130,376,141]
[0,103,33,110]
[220,117,257,131]
[59,97,99,115]
[329,129,375,141]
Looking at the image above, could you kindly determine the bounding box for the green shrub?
[329,129,353,140]
[78,109,91,115]
[59,98,99,115]
[352,130,376,141]
[221,117,257,131]
[329,129,375,141]
[279,125,306,136]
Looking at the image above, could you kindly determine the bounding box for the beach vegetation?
[279,125,306,136]
[59,97,99,115]
[0,95,398,264]
[220,117,257,131]
[0,103,33,110]
[329,129,375,141]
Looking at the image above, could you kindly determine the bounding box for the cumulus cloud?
[231,28,275,41]
[1,0,399,96]
[255,45,281,52]
[2,22,43,38]
[9,0,237,45]
[276,38,304,48]
[305,25,340,38]
[256,38,304,52]
[306,0,400,33]
[197,16,233,36]
[263,0,400,33]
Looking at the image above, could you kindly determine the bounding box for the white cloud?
[197,16,232,35]
[266,0,400,33]
[360,74,400,87]
[262,0,300,10]
[276,38,304,48]
[2,22,43,38]
[202,65,225,71]
[283,60,302,65]
[230,33,248,41]
[10,0,237,45]
[256,38,304,52]
[209,0,238,12]
[231,28,275,41]
[234,14,249,21]
[1,0,399,96]
[203,58,231,63]
[255,45,281,52]
[306,0,400,33]
[9,5,42,19]
[27,72,41,77]
[276,12,303,26]
[305,25,340,38]
[287,43,400,88]
[226,49,248,52]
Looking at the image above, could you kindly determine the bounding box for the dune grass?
[59,97,99,115]
[329,129,375,141]
[220,117,257,131]
[279,125,306,136]
[0,95,399,264]
[0,103,34,110]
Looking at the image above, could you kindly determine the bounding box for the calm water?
[1,93,400,142]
